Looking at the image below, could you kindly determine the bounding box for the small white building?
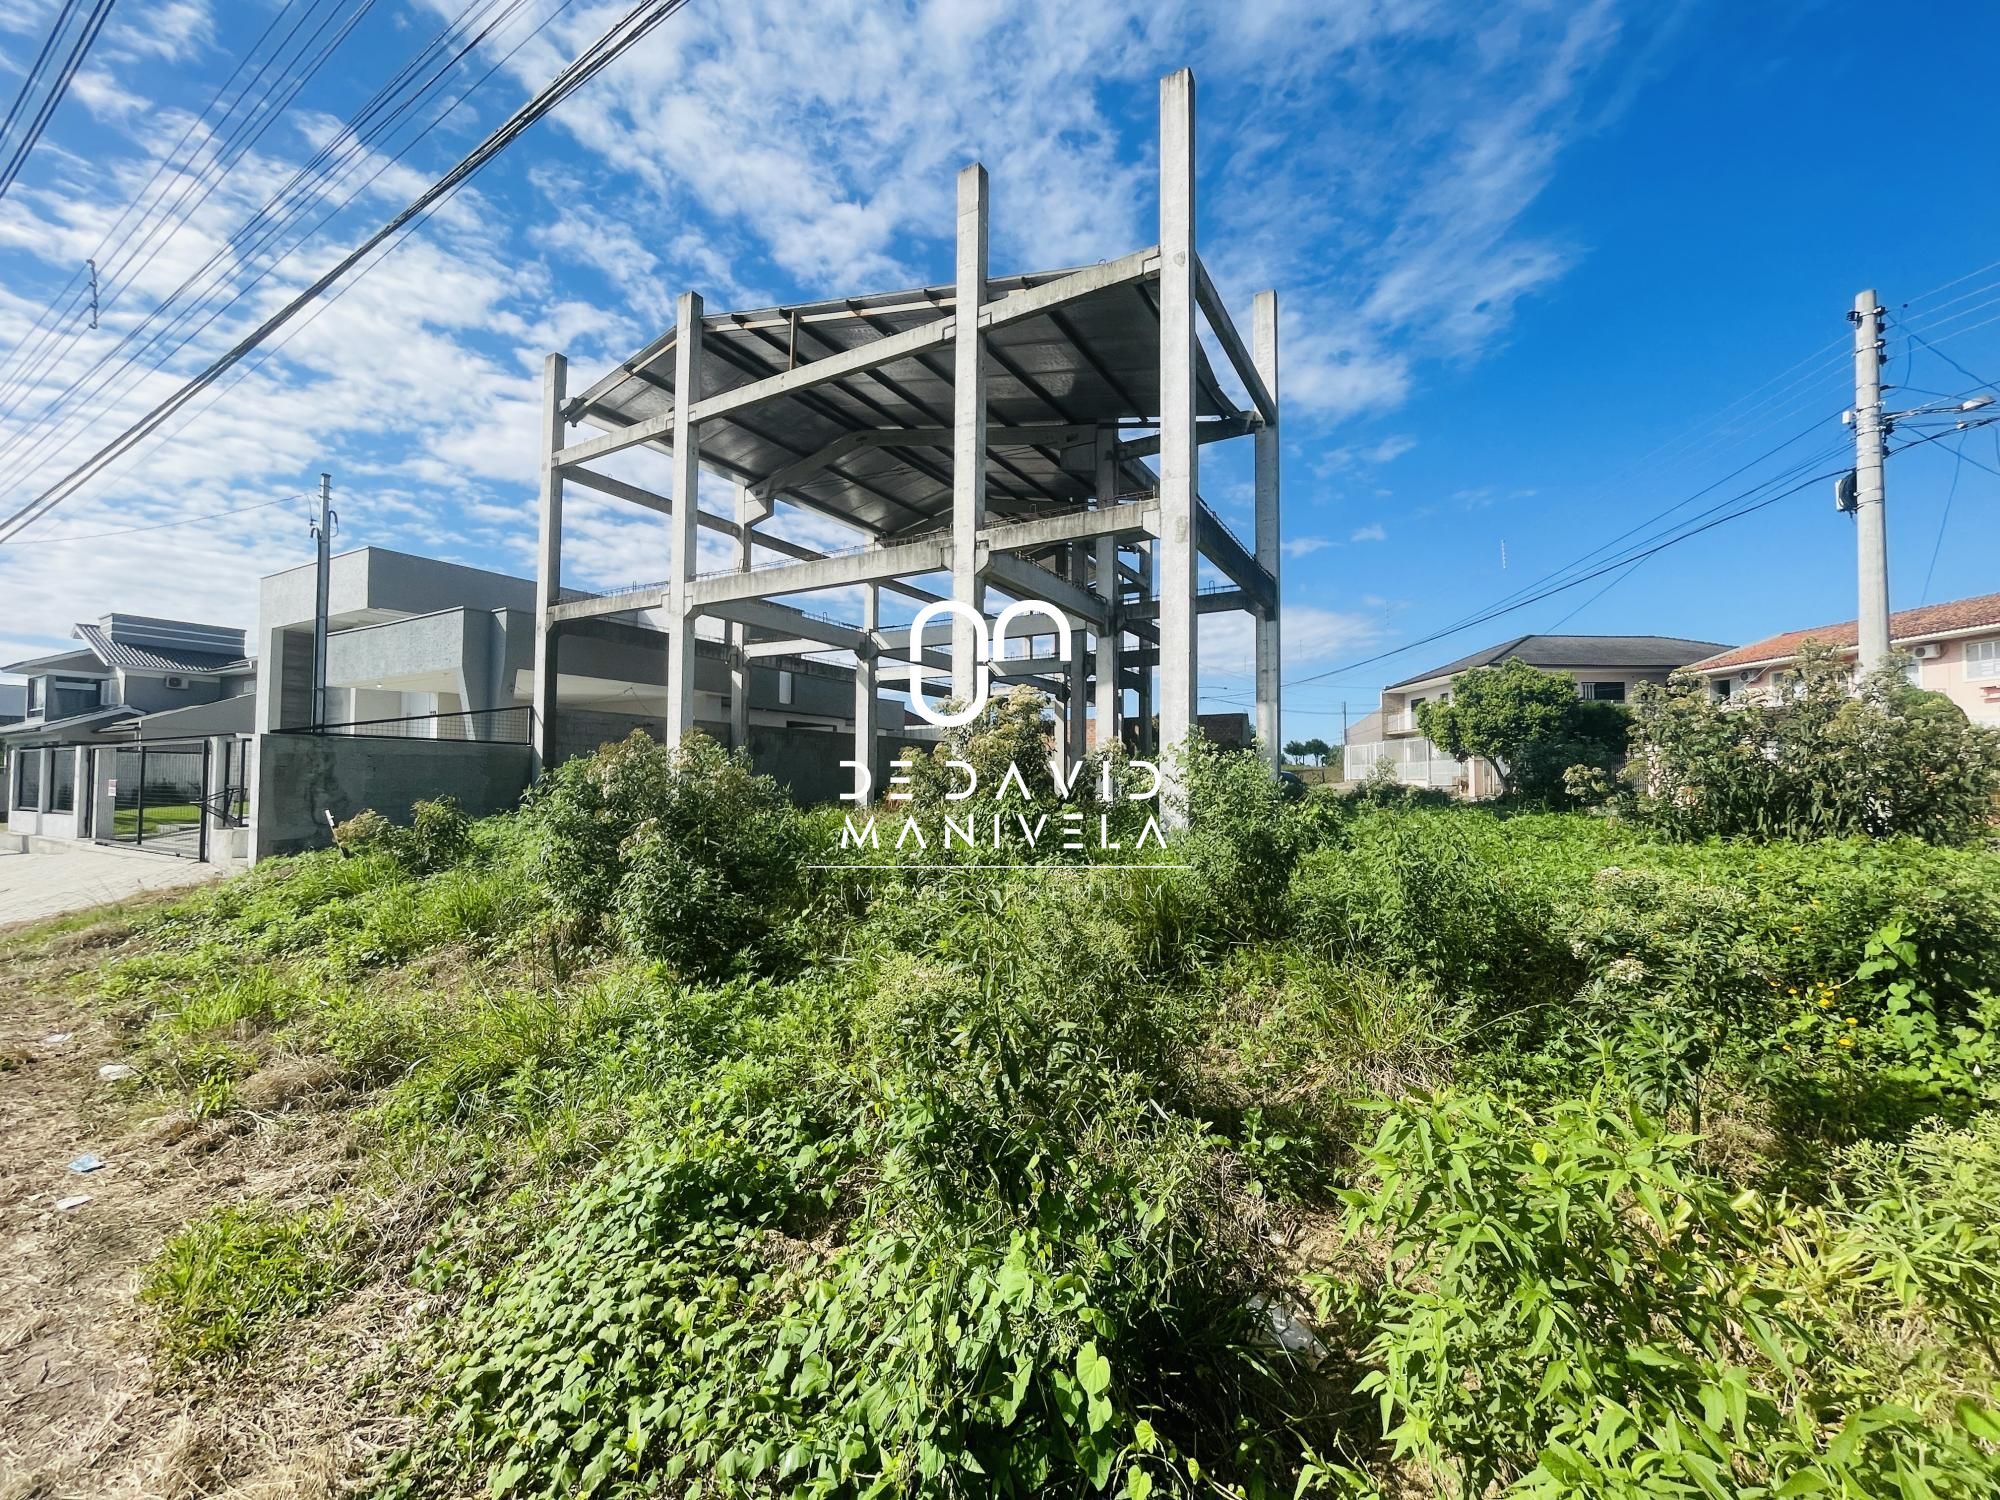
[1345,632,1729,796]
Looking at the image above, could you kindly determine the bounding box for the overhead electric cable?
[1920,437,1966,604]
[1286,460,1849,688]
[0,490,304,544]
[0,0,695,544]
[0,0,376,423]
[0,0,558,492]
[0,0,116,204]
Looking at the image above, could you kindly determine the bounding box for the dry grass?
[0,901,424,1499]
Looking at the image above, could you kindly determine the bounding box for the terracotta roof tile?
[1688,591,2000,672]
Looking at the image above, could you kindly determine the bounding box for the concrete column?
[1253,289,1282,774]
[729,482,762,752]
[1065,545,1089,768]
[1092,434,1119,753]
[1138,541,1156,755]
[665,293,704,748]
[531,352,567,771]
[854,585,879,804]
[1156,69,1198,804]
[953,163,989,704]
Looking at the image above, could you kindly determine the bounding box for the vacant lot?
[2,735,1996,1497]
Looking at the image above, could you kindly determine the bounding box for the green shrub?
[524,731,801,971]
[1323,1089,2000,1497]
[142,1200,360,1368]
[406,796,472,873]
[1292,809,1577,1007]
[1628,643,2000,843]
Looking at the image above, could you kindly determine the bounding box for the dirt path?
[0,921,411,1499]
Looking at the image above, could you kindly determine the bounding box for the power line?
[1920,437,1965,605]
[0,491,305,545]
[1902,329,1998,396]
[1285,460,1848,688]
[0,0,548,492]
[0,0,694,545]
[0,1,364,410]
[0,0,117,205]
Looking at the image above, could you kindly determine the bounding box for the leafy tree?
[1627,642,2000,843]
[1283,736,1333,766]
[1415,658,1626,801]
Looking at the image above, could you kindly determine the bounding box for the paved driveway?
[0,844,221,930]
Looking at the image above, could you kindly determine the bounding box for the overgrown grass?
[142,1199,362,1370]
[81,739,2000,1497]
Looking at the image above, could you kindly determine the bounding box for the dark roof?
[73,622,249,675]
[1689,591,2000,673]
[571,262,1243,538]
[1386,634,1734,690]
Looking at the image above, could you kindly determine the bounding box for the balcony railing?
[276,706,534,744]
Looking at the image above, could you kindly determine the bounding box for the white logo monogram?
[903,598,1071,727]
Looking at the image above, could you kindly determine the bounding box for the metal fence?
[278,706,535,744]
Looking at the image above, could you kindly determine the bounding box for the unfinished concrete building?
[532,69,1281,808]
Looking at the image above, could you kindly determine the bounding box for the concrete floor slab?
[0,845,221,931]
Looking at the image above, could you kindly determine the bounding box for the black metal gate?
[104,741,209,859]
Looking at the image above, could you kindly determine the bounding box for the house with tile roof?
[1345,632,1731,796]
[1685,591,2000,726]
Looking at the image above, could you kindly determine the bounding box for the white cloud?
[1350,522,1387,542]
[0,0,1659,663]
[1284,535,1335,558]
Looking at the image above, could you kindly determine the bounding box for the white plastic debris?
[68,1154,105,1174]
[1247,1294,1330,1367]
[97,1064,138,1082]
[55,1195,91,1212]
[40,1032,73,1045]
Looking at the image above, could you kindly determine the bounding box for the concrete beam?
[1109,414,1255,463]
[1122,588,1251,622]
[983,502,1156,555]
[1195,257,1278,425]
[691,536,954,609]
[563,465,740,540]
[1253,288,1281,772]
[703,597,868,653]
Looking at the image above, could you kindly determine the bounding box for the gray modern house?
[5,545,910,863]
[2,616,257,858]
[248,545,908,858]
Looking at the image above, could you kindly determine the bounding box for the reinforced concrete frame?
[531,68,1281,814]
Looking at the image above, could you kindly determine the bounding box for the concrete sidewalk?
[0,844,222,930]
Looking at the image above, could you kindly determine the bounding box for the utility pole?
[1849,289,1890,672]
[310,473,335,728]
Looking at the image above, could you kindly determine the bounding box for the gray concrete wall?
[252,733,534,859]
[118,671,230,714]
[547,708,901,808]
[261,546,535,631]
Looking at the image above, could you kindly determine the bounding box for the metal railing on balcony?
[276,706,535,744]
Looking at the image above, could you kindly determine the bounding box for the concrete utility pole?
[310,472,334,728]
[1849,289,1890,672]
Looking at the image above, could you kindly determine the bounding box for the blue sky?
[1,0,1997,741]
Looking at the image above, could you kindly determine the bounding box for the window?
[25,677,42,716]
[1712,677,1734,702]
[1967,638,2000,680]
[1579,681,1627,703]
[777,670,795,706]
[14,748,42,811]
[49,750,75,813]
